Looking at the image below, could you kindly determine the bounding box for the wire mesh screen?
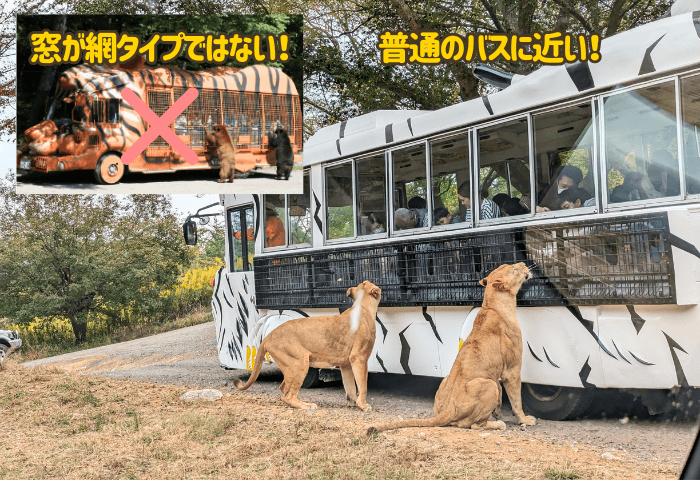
[146,90,172,151]
[254,213,675,309]
[292,96,302,147]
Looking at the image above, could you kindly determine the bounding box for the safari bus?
[185,6,700,420]
[17,57,302,184]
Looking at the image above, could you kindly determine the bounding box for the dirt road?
[23,321,700,468]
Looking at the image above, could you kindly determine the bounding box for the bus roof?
[303,7,700,167]
[58,63,298,96]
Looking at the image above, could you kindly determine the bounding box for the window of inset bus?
[477,119,531,221]
[264,195,286,249]
[289,172,311,245]
[681,74,700,196]
[356,153,387,236]
[534,102,595,213]
[604,80,681,204]
[430,134,470,227]
[392,143,428,231]
[325,162,354,240]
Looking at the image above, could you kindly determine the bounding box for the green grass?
[11,307,213,363]
[544,461,582,480]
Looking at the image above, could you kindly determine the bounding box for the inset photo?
[15,14,303,194]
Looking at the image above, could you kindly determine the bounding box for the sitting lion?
[206,125,236,183]
[235,281,381,410]
[366,263,536,435]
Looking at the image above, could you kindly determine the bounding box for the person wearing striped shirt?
[452,181,501,225]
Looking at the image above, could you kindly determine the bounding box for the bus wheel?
[521,383,594,420]
[302,368,321,388]
[94,154,125,184]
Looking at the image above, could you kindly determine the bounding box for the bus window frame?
[678,71,700,200]
[600,75,684,212]
[287,169,313,248]
[388,138,432,237]
[531,98,600,219]
[474,114,535,227]
[227,204,255,273]
[427,127,474,233]
[355,151,389,241]
[323,158,357,245]
[261,195,289,253]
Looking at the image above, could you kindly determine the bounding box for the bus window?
[604,80,680,204]
[534,103,595,212]
[289,172,311,245]
[392,143,428,230]
[477,119,531,220]
[263,195,286,248]
[356,153,386,236]
[228,206,255,272]
[325,162,354,240]
[107,99,120,123]
[681,74,700,195]
[430,134,469,226]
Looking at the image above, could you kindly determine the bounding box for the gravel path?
[23,321,700,467]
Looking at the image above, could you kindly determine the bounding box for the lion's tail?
[233,342,268,391]
[365,378,500,437]
[365,409,455,436]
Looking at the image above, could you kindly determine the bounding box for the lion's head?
[478,262,532,294]
[346,280,382,302]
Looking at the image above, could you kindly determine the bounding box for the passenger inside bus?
[434,207,453,225]
[366,212,386,234]
[407,196,429,227]
[265,203,286,248]
[555,188,594,209]
[538,165,592,211]
[395,208,421,230]
[452,181,501,223]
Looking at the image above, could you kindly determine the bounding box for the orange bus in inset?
[18,57,302,184]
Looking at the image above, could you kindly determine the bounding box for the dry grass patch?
[0,360,683,480]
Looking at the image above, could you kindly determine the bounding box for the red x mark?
[120,87,199,165]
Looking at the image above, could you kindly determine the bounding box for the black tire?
[302,368,321,389]
[0,344,8,362]
[521,383,595,420]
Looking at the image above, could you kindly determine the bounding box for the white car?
[0,329,22,361]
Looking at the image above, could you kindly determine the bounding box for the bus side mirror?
[183,220,197,246]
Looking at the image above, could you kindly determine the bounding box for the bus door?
[213,204,259,370]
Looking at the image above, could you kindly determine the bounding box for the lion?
[234,281,381,411]
[366,263,536,436]
[206,125,236,183]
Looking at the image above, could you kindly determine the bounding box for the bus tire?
[302,368,321,388]
[0,344,8,362]
[94,153,125,185]
[521,383,594,421]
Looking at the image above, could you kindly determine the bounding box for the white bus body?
[208,6,700,418]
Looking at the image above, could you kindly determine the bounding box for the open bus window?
[604,80,680,204]
[107,99,120,123]
[356,153,387,236]
[534,103,595,212]
[228,207,255,272]
[430,134,469,226]
[681,74,700,195]
[264,196,286,248]
[392,143,428,230]
[289,172,311,245]
[477,119,530,220]
[325,162,354,240]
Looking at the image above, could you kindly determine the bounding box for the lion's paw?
[359,404,372,412]
[520,415,536,426]
[493,420,506,430]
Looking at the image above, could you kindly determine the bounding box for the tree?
[0,172,191,343]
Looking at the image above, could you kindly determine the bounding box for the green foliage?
[328,205,354,239]
[0,171,192,343]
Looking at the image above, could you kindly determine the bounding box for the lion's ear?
[479,278,488,287]
[369,286,381,299]
[492,276,512,291]
[346,287,355,299]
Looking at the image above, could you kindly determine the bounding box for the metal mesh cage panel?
[146,90,172,150]
[254,213,675,310]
